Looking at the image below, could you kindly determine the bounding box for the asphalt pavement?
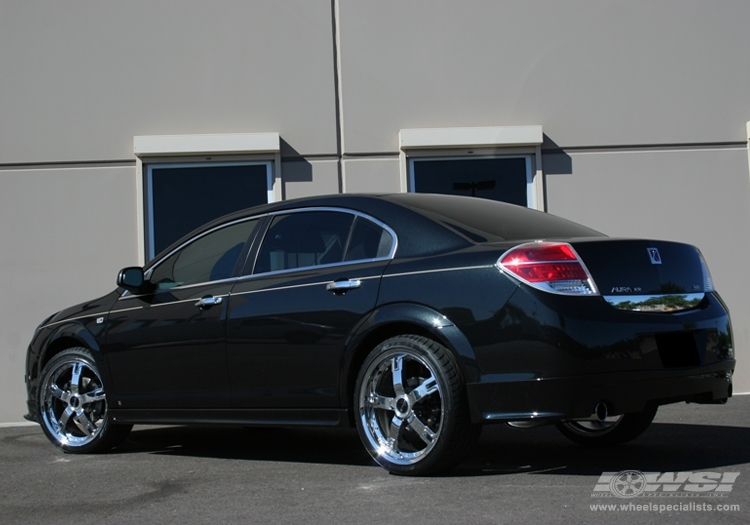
[2,396,749,525]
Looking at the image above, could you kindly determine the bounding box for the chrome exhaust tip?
[594,402,608,421]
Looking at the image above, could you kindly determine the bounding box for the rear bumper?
[467,359,735,423]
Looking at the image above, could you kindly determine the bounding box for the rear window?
[386,193,603,243]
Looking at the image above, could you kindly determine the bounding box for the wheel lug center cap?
[69,395,81,408]
[395,395,411,418]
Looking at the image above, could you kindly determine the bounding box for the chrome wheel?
[37,348,131,453]
[359,351,444,465]
[354,335,476,475]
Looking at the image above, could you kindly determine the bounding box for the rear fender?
[341,303,480,408]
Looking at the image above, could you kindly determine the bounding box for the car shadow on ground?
[114,421,750,476]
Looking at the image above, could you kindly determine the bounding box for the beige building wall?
[0,167,138,422]
[1,0,748,422]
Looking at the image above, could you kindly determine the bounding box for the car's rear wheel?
[37,347,131,453]
[555,406,658,446]
[354,335,478,476]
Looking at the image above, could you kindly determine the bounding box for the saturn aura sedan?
[25,193,735,475]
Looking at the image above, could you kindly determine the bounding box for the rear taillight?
[497,242,599,296]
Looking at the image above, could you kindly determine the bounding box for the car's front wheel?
[555,406,658,446]
[37,347,131,453]
[354,335,478,476]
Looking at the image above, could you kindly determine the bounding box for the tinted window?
[147,163,269,259]
[413,158,528,206]
[149,219,260,289]
[345,217,393,261]
[254,212,355,274]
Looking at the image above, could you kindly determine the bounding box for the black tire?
[555,405,658,446]
[354,335,478,476]
[37,347,132,453]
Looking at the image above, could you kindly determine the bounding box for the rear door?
[226,209,396,408]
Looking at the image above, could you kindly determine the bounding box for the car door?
[226,209,396,408]
[104,217,262,409]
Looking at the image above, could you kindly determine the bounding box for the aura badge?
[647,247,662,265]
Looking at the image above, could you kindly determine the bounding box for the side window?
[344,217,394,261]
[254,211,354,274]
[149,218,260,289]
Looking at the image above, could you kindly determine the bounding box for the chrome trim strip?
[118,278,239,299]
[108,306,145,315]
[236,259,389,283]
[232,276,381,297]
[383,265,491,279]
[41,311,112,329]
[149,294,230,308]
[604,293,705,313]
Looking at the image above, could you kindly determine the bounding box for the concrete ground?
[1,396,749,525]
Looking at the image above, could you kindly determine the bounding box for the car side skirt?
[109,408,351,428]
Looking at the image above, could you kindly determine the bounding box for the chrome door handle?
[195,296,223,308]
[326,279,362,294]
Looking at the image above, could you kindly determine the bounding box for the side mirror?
[117,267,148,293]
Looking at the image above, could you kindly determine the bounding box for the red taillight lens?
[498,242,599,296]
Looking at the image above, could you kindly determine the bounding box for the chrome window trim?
[118,277,240,300]
[259,207,398,259]
[145,215,268,275]
[244,207,398,279]
[120,207,398,296]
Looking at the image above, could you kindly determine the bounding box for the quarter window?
[149,218,261,289]
[345,217,394,261]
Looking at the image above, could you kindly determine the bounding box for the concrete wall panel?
[339,0,750,153]
[0,166,138,422]
[0,0,338,163]
[344,158,401,193]
[283,159,339,199]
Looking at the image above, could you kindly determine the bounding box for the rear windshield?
[386,193,603,243]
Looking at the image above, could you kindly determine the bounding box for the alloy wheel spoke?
[58,406,74,432]
[48,383,69,402]
[388,415,405,447]
[409,376,438,404]
[369,393,396,411]
[391,356,405,397]
[69,363,84,395]
[73,410,97,437]
[407,414,437,445]
[81,388,105,405]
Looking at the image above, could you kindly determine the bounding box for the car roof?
[151,193,602,263]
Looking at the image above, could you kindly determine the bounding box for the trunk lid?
[570,239,710,312]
